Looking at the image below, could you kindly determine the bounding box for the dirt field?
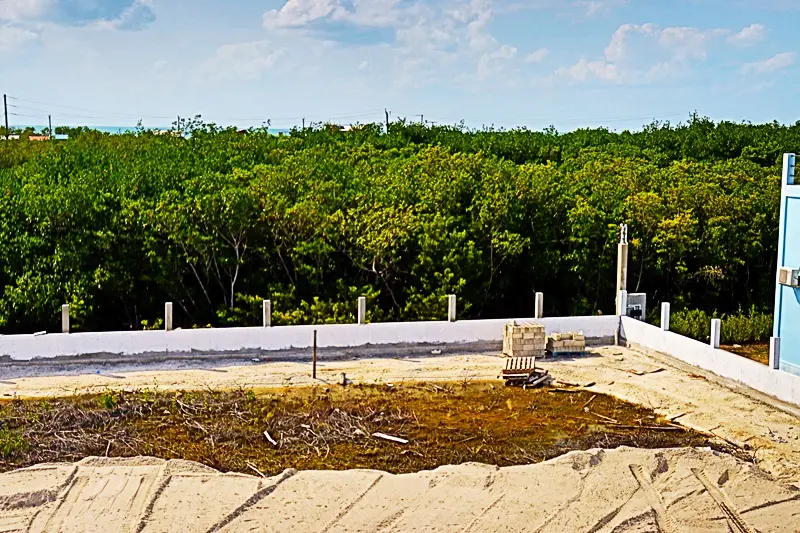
[0,383,719,476]
[723,343,770,365]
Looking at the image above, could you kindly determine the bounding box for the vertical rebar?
[312,329,317,379]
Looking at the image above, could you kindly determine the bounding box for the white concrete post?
[448,294,457,322]
[357,297,366,325]
[617,290,628,317]
[165,302,173,331]
[61,304,70,334]
[710,319,721,349]
[660,302,670,331]
[616,224,628,312]
[534,292,544,319]
[263,300,271,328]
[770,337,781,370]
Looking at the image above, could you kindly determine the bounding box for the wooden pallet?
[501,357,550,388]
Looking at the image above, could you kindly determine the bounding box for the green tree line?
[0,115,791,333]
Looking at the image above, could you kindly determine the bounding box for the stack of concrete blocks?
[503,321,547,358]
[547,331,586,355]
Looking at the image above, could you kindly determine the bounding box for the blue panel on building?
[776,154,800,374]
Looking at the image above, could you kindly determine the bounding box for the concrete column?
[534,292,544,319]
[616,224,629,313]
[357,297,366,325]
[770,337,781,370]
[617,290,628,317]
[448,295,457,322]
[61,304,70,334]
[710,319,721,349]
[263,300,271,328]
[165,302,173,331]
[660,302,670,331]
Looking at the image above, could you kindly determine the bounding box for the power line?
[7,95,171,121]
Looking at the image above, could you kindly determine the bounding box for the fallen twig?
[246,462,266,477]
[372,432,409,444]
[263,431,278,447]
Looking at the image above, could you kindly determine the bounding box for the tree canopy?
[0,116,791,332]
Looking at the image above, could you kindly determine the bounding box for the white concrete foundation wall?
[621,316,800,406]
[0,316,619,363]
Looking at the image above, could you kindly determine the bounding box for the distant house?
[1,134,51,141]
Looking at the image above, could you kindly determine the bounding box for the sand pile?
[1,447,798,532]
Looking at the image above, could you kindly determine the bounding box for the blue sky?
[1,0,799,130]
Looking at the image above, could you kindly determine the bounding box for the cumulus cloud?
[0,0,50,21]
[263,0,402,30]
[741,51,796,74]
[201,40,287,80]
[0,23,39,51]
[524,48,548,63]
[728,23,766,46]
[557,22,736,84]
[0,0,156,30]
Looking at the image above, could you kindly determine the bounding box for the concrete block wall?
[0,315,620,364]
[620,316,800,407]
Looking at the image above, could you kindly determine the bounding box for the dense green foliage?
[659,308,773,344]
[0,116,792,333]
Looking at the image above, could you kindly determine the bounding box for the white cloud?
[477,43,517,80]
[201,41,286,80]
[524,47,548,63]
[728,23,766,46]
[559,22,735,84]
[106,0,156,31]
[0,24,39,51]
[260,0,530,85]
[575,0,627,16]
[741,51,796,74]
[263,0,402,29]
[0,0,49,21]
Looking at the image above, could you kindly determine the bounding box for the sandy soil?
[3,346,800,484]
[1,447,798,533]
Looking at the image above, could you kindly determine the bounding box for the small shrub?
[0,427,27,459]
[98,391,118,409]
[668,307,773,344]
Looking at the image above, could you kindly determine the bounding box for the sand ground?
[3,346,800,531]
[1,447,799,532]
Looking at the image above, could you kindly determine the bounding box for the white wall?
[620,317,800,407]
[0,316,619,363]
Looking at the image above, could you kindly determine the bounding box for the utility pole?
[302,117,305,129]
[3,94,8,140]
[48,115,52,139]
[385,108,390,133]
[418,114,424,124]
